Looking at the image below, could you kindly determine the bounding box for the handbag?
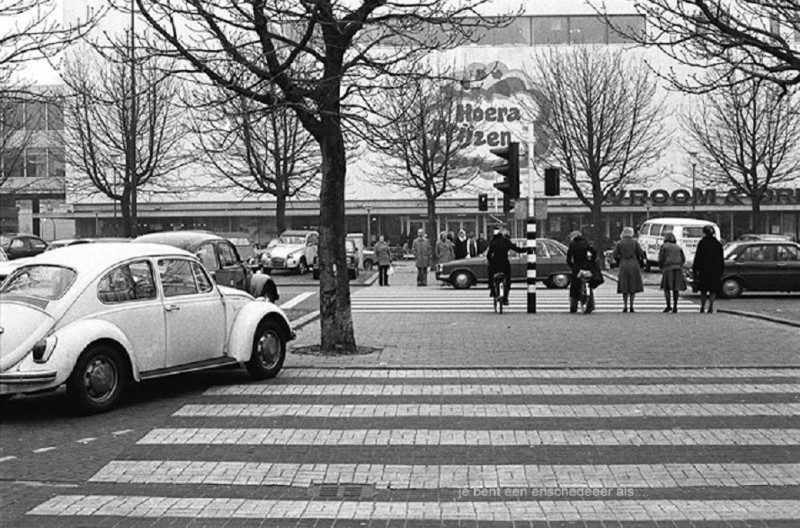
[387,265,395,276]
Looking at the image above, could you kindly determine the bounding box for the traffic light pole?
[526,135,536,314]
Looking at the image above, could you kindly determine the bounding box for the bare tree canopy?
[366,66,480,246]
[62,45,190,237]
[684,73,800,230]
[190,90,319,235]
[532,46,667,249]
[595,0,800,91]
[132,0,510,354]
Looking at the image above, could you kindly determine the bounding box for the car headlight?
[32,336,58,363]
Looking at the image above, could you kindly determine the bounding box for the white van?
[637,218,721,270]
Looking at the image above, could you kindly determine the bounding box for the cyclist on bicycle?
[566,230,599,313]
[487,228,525,306]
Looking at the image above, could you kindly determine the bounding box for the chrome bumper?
[0,370,58,384]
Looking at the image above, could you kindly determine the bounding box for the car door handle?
[165,304,180,312]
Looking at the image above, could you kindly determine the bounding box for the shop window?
[608,15,645,44]
[534,17,568,45]
[493,17,531,45]
[569,16,607,44]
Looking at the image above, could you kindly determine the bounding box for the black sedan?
[688,240,800,298]
[134,230,279,302]
[435,238,572,289]
[0,233,48,260]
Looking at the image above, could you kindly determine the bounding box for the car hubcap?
[84,357,117,402]
[723,281,739,296]
[552,274,568,288]
[256,331,280,369]
[455,274,469,287]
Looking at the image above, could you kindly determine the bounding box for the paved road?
[5,366,799,526]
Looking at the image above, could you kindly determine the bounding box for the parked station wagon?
[0,243,294,414]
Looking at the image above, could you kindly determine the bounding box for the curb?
[282,363,800,370]
[718,309,800,329]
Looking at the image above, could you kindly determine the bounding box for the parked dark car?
[134,231,279,302]
[435,238,572,289]
[0,233,48,260]
[688,240,800,298]
[312,238,358,280]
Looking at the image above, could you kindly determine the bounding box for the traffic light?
[478,193,488,211]
[544,167,560,196]
[490,142,520,213]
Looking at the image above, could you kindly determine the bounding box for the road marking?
[205,383,800,397]
[289,310,319,328]
[112,429,134,436]
[174,402,800,418]
[278,367,800,379]
[32,447,56,453]
[89,461,800,488]
[26,496,800,521]
[280,291,315,310]
[137,427,800,446]
[0,456,17,462]
[76,437,97,444]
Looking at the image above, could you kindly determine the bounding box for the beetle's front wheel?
[246,320,286,380]
[67,344,126,415]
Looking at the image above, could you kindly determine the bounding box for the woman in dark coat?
[612,226,645,313]
[692,225,724,313]
[658,232,687,313]
[566,230,599,313]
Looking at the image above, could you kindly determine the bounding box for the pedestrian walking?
[658,232,687,313]
[692,225,724,313]
[454,229,468,260]
[467,232,478,257]
[566,230,600,313]
[411,229,431,286]
[373,234,392,287]
[612,226,645,313]
[435,232,455,266]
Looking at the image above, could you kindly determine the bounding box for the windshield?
[0,265,77,300]
[345,240,356,252]
[723,243,742,260]
[683,227,707,238]
[278,236,305,245]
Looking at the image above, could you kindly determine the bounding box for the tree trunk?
[751,195,762,232]
[426,198,437,259]
[317,125,357,354]
[275,188,287,234]
[591,204,604,257]
[120,192,132,238]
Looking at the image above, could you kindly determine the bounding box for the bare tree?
[62,46,189,237]
[191,90,319,235]
[532,46,667,250]
[366,70,480,246]
[594,0,800,91]
[0,87,31,189]
[133,0,509,354]
[685,73,800,230]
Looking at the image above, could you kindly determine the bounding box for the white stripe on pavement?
[204,383,800,397]
[137,428,800,446]
[173,402,800,418]
[26,496,800,521]
[277,367,800,379]
[89,461,800,488]
[279,291,315,310]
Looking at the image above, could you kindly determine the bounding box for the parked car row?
[0,242,294,414]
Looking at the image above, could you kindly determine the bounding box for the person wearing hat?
[692,225,724,313]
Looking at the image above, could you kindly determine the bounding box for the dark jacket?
[486,234,525,270]
[567,236,603,295]
[692,234,724,291]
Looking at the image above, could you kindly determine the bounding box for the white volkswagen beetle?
[0,243,295,414]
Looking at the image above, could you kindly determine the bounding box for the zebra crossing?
[352,282,697,313]
[26,367,800,526]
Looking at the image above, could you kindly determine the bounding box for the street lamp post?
[688,150,698,212]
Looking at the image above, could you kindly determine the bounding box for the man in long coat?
[412,229,432,286]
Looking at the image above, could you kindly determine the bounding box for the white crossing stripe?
[174,402,800,418]
[204,383,800,397]
[137,428,800,446]
[279,291,315,310]
[90,461,800,488]
[278,367,800,379]
[0,456,17,463]
[32,447,56,453]
[351,283,695,313]
[26,496,800,521]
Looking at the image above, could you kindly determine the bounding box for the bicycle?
[492,271,506,314]
[576,269,594,314]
